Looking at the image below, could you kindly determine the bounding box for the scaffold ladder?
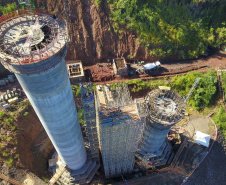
[184,77,201,104]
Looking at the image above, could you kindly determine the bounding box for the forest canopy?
[107,0,226,59]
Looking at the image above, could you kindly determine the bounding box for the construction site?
[0,1,225,185]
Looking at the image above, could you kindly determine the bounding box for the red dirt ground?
[83,51,226,83]
[84,62,115,82]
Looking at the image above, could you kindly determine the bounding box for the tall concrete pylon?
[0,12,86,170]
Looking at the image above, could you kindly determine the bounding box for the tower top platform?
[145,89,186,125]
[0,10,67,66]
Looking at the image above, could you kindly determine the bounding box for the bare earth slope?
[36,0,155,64]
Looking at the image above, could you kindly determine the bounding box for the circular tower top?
[145,89,186,125]
[0,10,68,74]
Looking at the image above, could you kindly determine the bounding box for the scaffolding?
[95,84,142,178]
[80,84,99,161]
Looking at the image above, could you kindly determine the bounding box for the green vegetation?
[170,69,218,110]
[222,72,226,102]
[128,55,134,59]
[2,151,8,157]
[212,105,226,138]
[72,84,81,98]
[0,100,30,167]
[42,177,49,183]
[0,3,17,14]
[107,0,226,59]
[108,69,218,111]
[94,0,102,7]
[6,136,12,142]
[5,117,14,125]
[5,157,14,167]
[77,108,85,125]
[109,78,168,92]
[24,112,29,116]
[0,112,5,120]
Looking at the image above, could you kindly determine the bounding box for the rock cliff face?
[36,0,154,64]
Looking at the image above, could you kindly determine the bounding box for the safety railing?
[0,9,67,65]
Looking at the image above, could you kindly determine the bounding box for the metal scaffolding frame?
[80,84,99,161]
[95,84,142,178]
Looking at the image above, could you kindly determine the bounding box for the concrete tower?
[0,12,86,170]
[136,88,185,168]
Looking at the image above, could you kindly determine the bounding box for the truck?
[136,61,161,74]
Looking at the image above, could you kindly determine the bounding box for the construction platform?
[0,10,68,75]
[67,60,85,83]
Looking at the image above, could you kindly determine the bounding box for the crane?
[184,77,201,104]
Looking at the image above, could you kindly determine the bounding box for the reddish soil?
[16,105,53,178]
[84,62,115,81]
[87,51,226,83]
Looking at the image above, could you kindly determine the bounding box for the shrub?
[170,70,218,110]
[10,126,16,130]
[2,151,8,157]
[72,85,81,98]
[42,178,49,183]
[5,117,14,125]
[5,157,14,167]
[78,108,85,125]
[6,136,12,141]
[24,112,29,116]
[0,112,5,120]
[222,72,226,102]
[94,0,102,7]
[212,106,226,138]
[0,3,17,15]
[14,154,19,159]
